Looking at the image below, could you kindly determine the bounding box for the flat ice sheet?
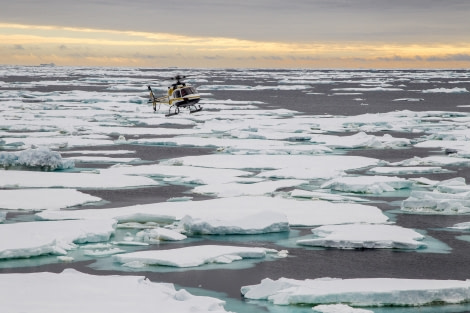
[37,196,389,227]
[0,269,229,313]
[297,224,425,249]
[0,219,116,259]
[321,175,412,193]
[241,277,470,307]
[0,189,101,211]
[0,170,159,189]
[114,244,279,268]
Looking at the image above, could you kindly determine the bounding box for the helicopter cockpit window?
[173,90,181,98]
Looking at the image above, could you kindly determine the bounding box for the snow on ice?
[114,244,280,268]
[0,269,230,313]
[0,188,101,211]
[0,219,116,259]
[37,196,389,227]
[0,146,74,170]
[321,175,412,194]
[241,277,470,307]
[297,224,425,249]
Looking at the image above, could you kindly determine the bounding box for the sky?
[0,0,469,68]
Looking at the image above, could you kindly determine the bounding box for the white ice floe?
[313,304,373,313]
[422,87,469,93]
[114,244,279,268]
[192,179,306,197]
[179,211,289,235]
[297,224,425,249]
[0,219,116,259]
[402,178,470,214]
[396,155,470,167]
[241,277,470,307]
[402,191,470,214]
[368,166,444,175]
[37,196,389,228]
[0,269,230,313]
[0,146,74,170]
[102,164,252,185]
[0,189,101,211]
[449,222,470,230]
[309,132,410,149]
[290,189,369,202]
[136,227,187,243]
[0,169,159,189]
[321,175,412,194]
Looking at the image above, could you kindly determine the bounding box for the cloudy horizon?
[1,0,469,68]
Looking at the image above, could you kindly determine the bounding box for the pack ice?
[0,269,230,313]
[241,277,470,307]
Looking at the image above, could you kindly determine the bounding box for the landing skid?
[165,105,202,117]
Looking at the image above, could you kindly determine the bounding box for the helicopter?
[148,75,202,117]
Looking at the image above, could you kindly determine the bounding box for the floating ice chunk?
[368,166,444,175]
[0,147,74,170]
[401,190,470,214]
[37,196,388,227]
[83,247,125,257]
[63,156,141,163]
[136,227,187,242]
[102,164,252,185]
[257,167,345,180]
[114,245,277,268]
[399,155,470,168]
[313,304,373,313]
[310,132,409,149]
[0,219,116,259]
[0,189,101,211]
[192,179,306,197]
[297,224,425,249]
[162,155,381,172]
[422,87,469,93]
[449,222,470,230]
[392,98,424,102]
[290,189,369,202]
[0,170,159,189]
[321,176,412,194]
[0,269,230,313]
[0,211,5,223]
[242,276,470,307]
[179,211,289,235]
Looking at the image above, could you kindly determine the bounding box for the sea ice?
[114,244,278,268]
[0,219,116,259]
[321,175,412,194]
[290,189,369,202]
[368,166,444,175]
[0,170,159,189]
[401,190,470,214]
[297,224,425,249]
[192,179,306,197]
[179,211,289,235]
[241,277,470,307]
[0,188,101,211]
[422,87,469,93]
[309,132,410,149]
[0,146,74,170]
[136,227,187,243]
[37,196,389,228]
[0,269,230,313]
[313,304,373,313]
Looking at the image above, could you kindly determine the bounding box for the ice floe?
[0,189,101,211]
[422,87,469,93]
[241,277,470,307]
[368,166,445,175]
[179,211,289,235]
[114,244,280,268]
[37,196,389,227]
[0,147,74,170]
[0,170,159,189]
[313,304,373,313]
[0,269,230,313]
[297,224,425,249]
[309,132,410,149]
[321,175,412,194]
[0,219,116,259]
